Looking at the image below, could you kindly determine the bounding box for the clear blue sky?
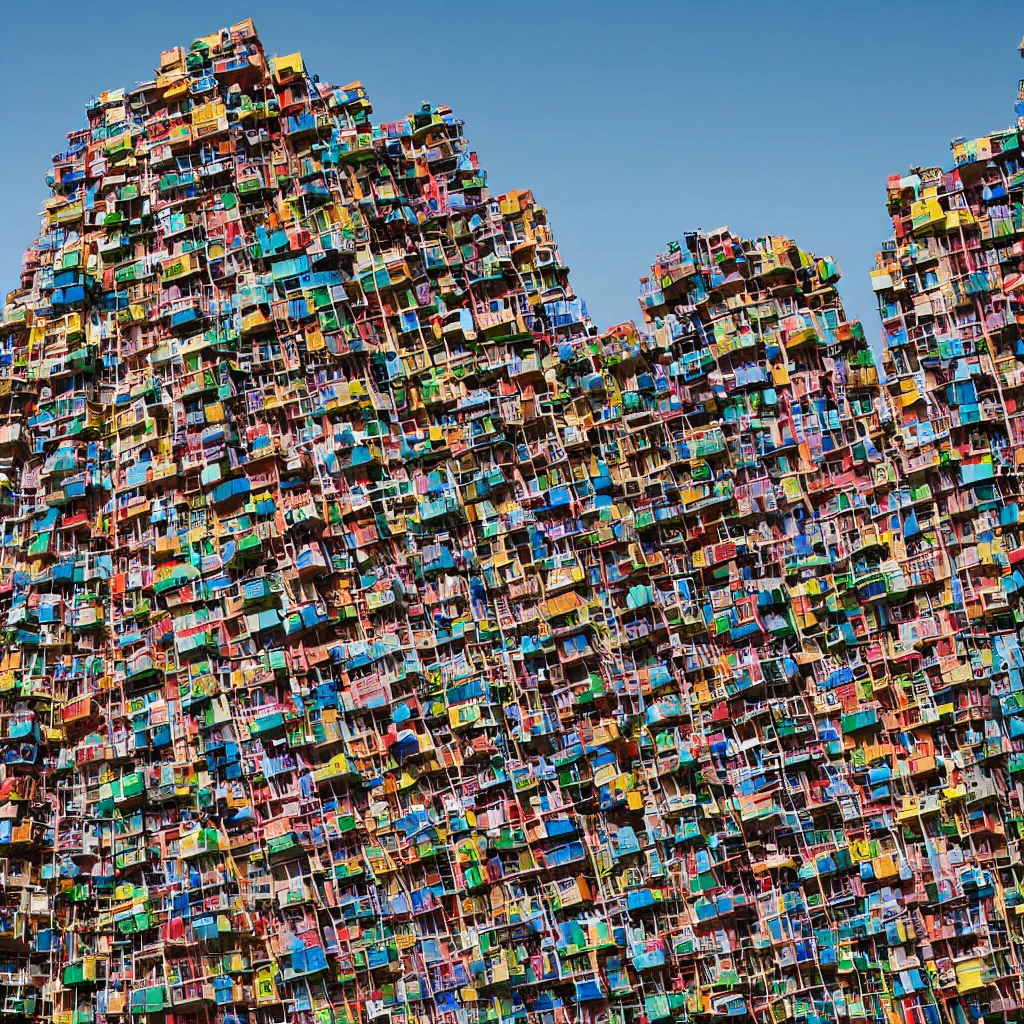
[3,0,1022,335]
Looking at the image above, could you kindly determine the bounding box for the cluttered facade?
[2,17,1024,1024]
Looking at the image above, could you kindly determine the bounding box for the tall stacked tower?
[0,20,598,1024]
[866,50,1024,1024]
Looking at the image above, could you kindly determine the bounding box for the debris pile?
[3,18,1024,1024]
